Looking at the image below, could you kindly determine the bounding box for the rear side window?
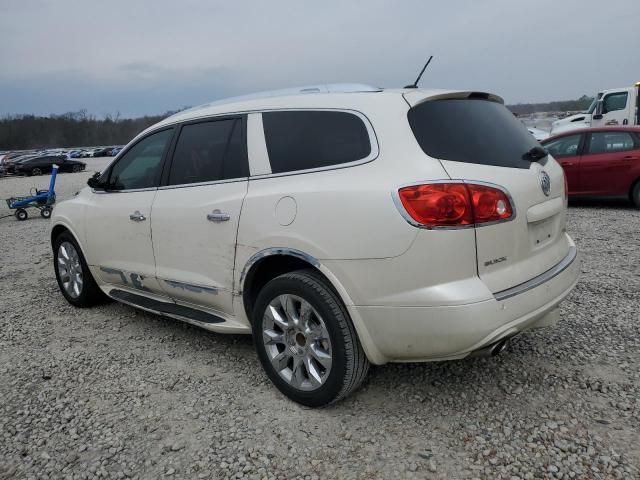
[587,131,636,154]
[168,118,248,186]
[408,98,539,169]
[262,111,371,174]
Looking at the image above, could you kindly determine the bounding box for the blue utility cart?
[6,164,58,220]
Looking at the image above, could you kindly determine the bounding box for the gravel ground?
[0,165,639,480]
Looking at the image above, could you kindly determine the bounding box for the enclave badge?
[539,171,551,196]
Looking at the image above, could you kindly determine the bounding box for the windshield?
[408,98,539,169]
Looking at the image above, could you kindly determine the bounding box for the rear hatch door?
[405,91,570,294]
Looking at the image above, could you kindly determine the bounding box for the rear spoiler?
[403,90,504,108]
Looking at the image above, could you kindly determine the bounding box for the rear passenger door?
[151,116,249,316]
[580,131,638,195]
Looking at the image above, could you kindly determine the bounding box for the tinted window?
[262,111,371,174]
[106,128,173,190]
[408,98,539,169]
[543,134,582,157]
[587,131,636,154]
[602,92,628,113]
[168,118,247,186]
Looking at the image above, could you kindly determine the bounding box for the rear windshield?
[407,98,539,169]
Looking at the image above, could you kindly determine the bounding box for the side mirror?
[593,100,604,120]
[87,172,103,189]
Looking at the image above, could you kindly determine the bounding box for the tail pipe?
[469,337,511,358]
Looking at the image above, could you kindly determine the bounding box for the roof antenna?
[404,56,434,89]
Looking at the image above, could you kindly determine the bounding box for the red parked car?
[541,127,640,207]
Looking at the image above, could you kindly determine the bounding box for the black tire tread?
[254,269,369,406]
[294,269,370,404]
[53,231,108,307]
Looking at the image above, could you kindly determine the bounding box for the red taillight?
[397,182,513,228]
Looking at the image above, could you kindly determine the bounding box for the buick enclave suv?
[50,84,579,406]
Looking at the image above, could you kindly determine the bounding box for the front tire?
[252,269,369,407]
[53,231,107,307]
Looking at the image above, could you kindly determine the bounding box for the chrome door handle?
[129,211,146,222]
[207,209,230,222]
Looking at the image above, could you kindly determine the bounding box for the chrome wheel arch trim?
[238,247,321,294]
[237,247,386,365]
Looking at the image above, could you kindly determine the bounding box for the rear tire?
[32,167,42,176]
[40,207,52,219]
[252,269,369,407]
[53,231,107,307]
[631,181,640,209]
[72,165,81,173]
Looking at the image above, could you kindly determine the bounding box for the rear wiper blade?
[522,146,548,162]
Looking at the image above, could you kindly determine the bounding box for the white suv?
[50,84,580,406]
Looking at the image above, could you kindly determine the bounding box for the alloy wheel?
[262,294,333,391]
[57,241,83,298]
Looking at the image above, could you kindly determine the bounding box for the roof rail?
[172,83,382,118]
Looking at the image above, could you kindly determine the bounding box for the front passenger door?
[84,128,174,296]
[545,133,583,194]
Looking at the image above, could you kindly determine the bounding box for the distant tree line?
[507,95,594,115]
[0,96,595,150]
[0,110,181,150]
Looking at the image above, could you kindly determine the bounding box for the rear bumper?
[352,238,580,364]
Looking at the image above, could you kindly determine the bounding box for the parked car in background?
[4,154,38,174]
[91,147,113,157]
[68,150,85,158]
[51,84,579,406]
[14,155,86,176]
[110,147,122,156]
[541,126,640,207]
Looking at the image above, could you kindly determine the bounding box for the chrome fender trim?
[239,247,320,293]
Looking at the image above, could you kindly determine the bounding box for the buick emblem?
[539,171,551,196]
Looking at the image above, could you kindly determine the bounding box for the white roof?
[156,83,383,126]
[144,84,503,136]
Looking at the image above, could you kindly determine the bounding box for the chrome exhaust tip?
[469,338,510,358]
[490,338,509,356]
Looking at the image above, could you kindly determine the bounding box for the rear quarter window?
[408,98,539,169]
[262,110,372,174]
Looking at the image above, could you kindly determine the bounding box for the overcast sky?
[1,0,639,117]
